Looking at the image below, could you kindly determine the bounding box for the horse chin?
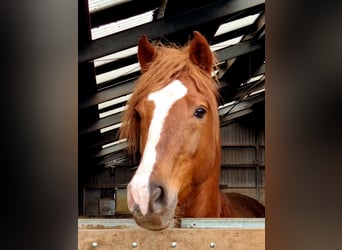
[131,194,178,230]
[132,208,175,231]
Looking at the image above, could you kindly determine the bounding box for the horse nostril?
[150,185,165,212]
[151,185,163,202]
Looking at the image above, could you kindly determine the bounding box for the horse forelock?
[119,41,220,158]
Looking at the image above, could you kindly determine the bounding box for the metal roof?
[79,0,265,170]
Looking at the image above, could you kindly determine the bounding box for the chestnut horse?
[120,31,265,230]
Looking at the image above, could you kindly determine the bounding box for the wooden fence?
[78,218,265,250]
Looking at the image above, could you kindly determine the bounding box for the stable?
[79,0,265,249]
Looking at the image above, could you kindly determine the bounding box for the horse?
[119,31,265,230]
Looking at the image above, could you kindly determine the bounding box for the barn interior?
[78,0,265,217]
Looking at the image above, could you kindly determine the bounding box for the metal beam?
[79,79,136,110]
[78,218,265,229]
[79,40,264,110]
[219,47,265,99]
[90,1,160,28]
[216,39,264,62]
[78,218,139,229]
[91,141,128,159]
[79,113,122,135]
[80,130,119,151]
[219,92,265,127]
[79,0,265,63]
[181,218,265,229]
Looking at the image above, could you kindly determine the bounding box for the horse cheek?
[187,132,200,156]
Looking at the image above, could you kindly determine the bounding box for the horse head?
[121,32,221,230]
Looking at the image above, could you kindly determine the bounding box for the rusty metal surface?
[99,198,115,215]
[78,218,139,229]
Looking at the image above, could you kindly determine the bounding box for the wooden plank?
[78,228,265,250]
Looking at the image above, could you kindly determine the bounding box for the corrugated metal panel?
[221,147,256,165]
[220,123,257,145]
[258,126,265,143]
[258,146,265,164]
[259,168,265,186]
[114,167,133,184]
[220,168,257,187]
[97,168,117,184]
[84,167,132,186]
[219,120,265,194]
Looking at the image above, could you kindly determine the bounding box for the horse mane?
[119,39,221,159]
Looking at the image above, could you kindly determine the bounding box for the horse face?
[127,79,216,230]
[125,31,217,230]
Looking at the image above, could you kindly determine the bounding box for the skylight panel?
[98,94,132,110]
[88,0,132,14]
[98,94,132,118]
[210,36,243,51]
[95,63,140,84]
[94,46,137,67]
[91,10,155,40]
[214,13,260,37]
[100,123,122,133]
[102,138,127,149]
[218,100,237,111]
[241,74,265,86]
[248,88,265,97]
[99,106,127,119]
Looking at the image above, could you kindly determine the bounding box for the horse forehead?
[147,80,188,106]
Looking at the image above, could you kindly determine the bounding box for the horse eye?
[194,107,206,119]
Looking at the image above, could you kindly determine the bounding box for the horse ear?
[138,35,157,73]
[189,31,213,74]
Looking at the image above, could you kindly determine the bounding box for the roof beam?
[216,40,264,62]
[79,79,135,110]
[90,1,160,28]
[79,112,122,135]
[79,0,265,63]
[79,39,264,110]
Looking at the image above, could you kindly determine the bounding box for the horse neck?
[176,148,225,218]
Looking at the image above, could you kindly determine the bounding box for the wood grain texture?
[78,228,265,250]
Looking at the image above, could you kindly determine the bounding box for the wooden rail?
[78,218,265,250]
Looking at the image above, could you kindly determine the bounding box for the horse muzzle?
[127,183,177,230]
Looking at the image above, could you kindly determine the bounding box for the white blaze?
[127,80,188,215]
